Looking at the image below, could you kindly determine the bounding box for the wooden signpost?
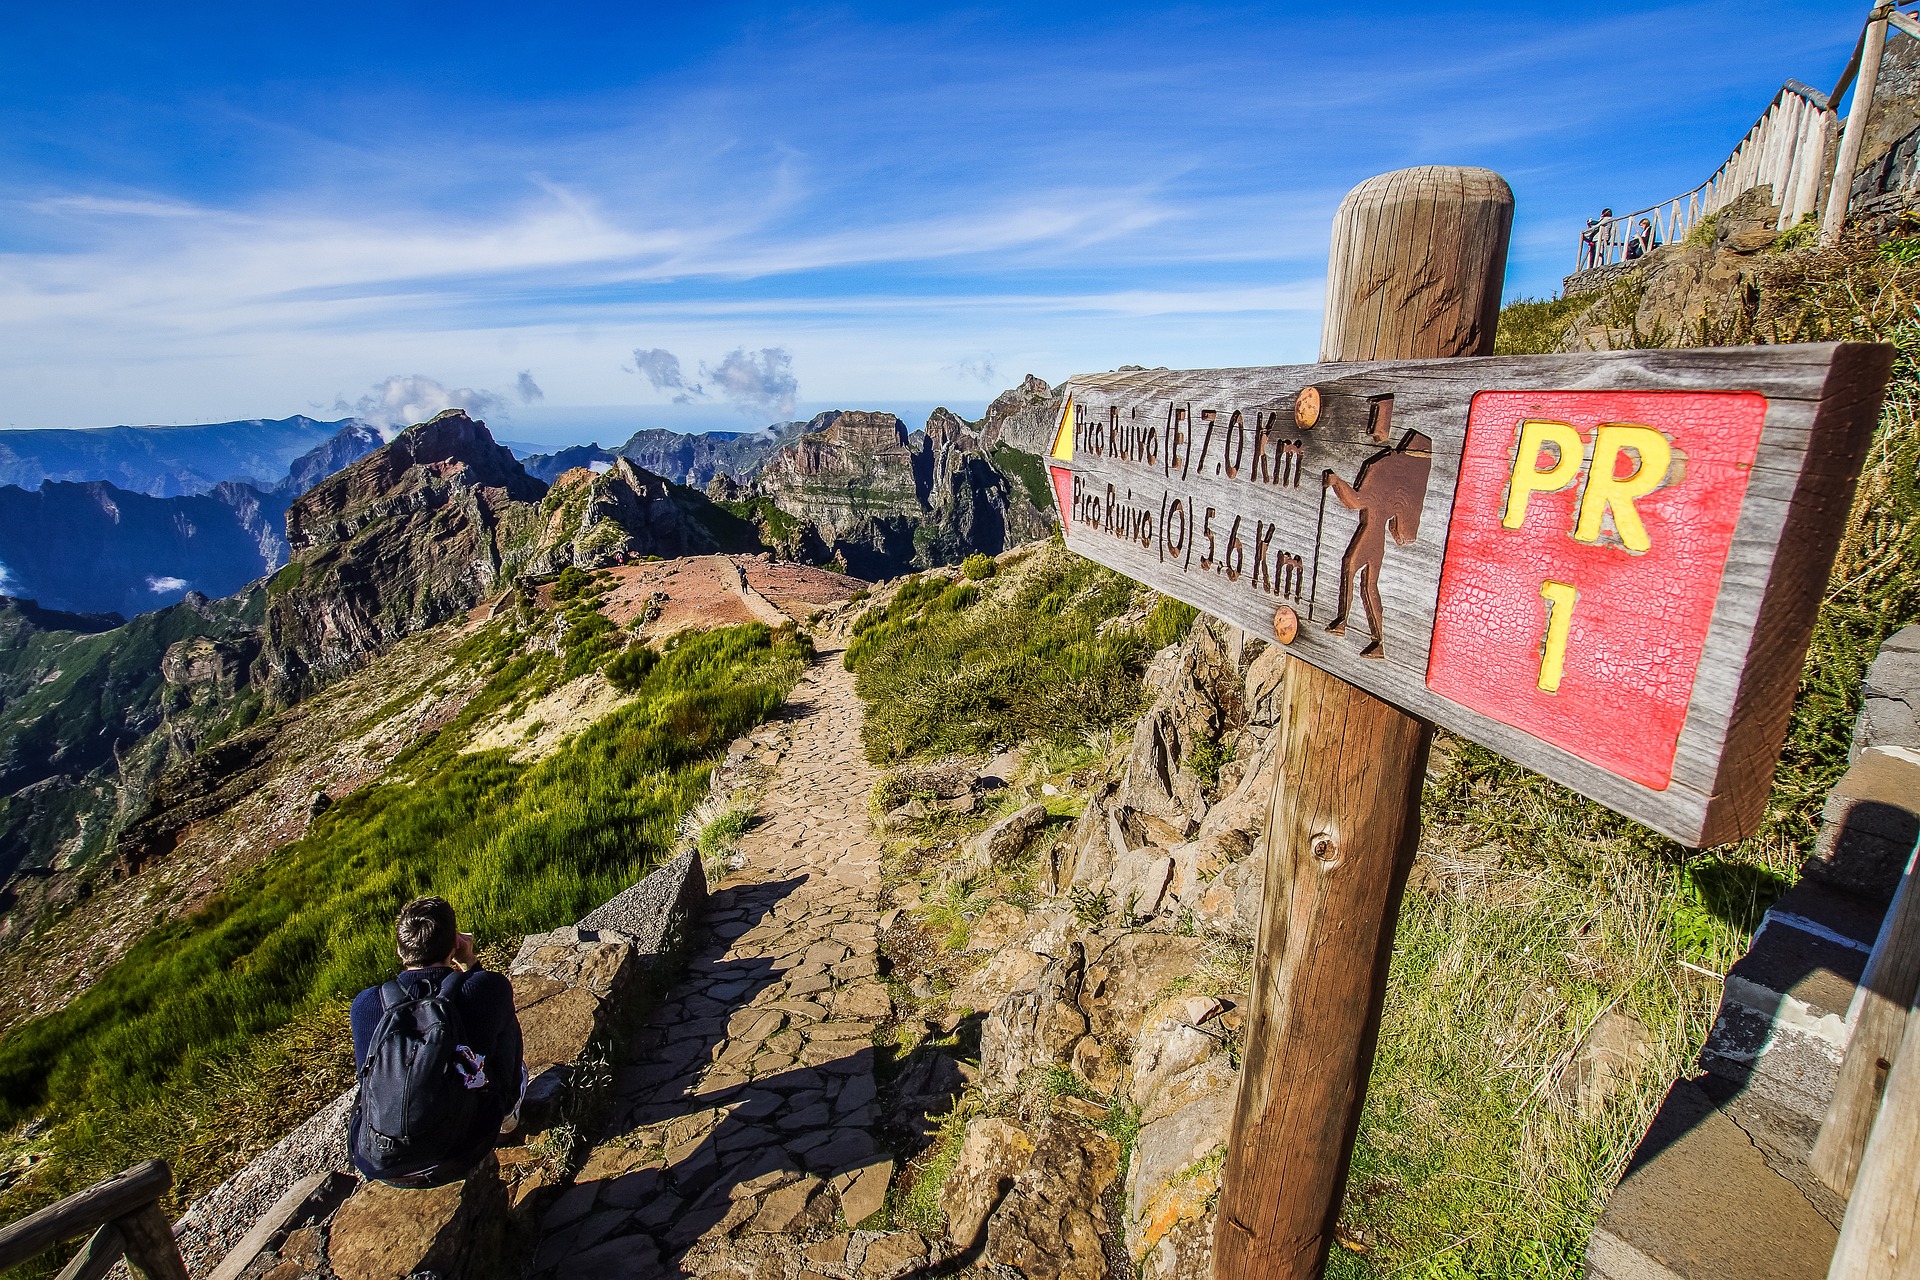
[1039,166,1894,1278]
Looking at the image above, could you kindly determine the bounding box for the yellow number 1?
[1538,581,1578,694]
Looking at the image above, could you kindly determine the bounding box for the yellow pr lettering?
[1501,420,1584,529]
[1537,580,1577,694]
[1574,424,1671,553]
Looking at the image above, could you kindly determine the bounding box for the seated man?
[349,896,525,1185]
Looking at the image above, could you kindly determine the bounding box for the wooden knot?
[1311,833,1341,868]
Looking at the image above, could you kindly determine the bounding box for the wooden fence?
[1579,80,1836,270]
[0,1159,188,1280]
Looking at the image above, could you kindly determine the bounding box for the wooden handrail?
[0,1158,186,1280]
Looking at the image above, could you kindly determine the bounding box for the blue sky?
[0,1,1869,442]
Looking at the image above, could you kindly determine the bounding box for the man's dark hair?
[396,896,457,967]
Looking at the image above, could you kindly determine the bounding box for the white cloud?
[0,560,18,596]
[700,348,797,417]
[949,354,998,385]
[146,575,190,593]
[337,375,510,437]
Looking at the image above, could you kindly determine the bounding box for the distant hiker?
[1626,217,1658,260]
[1322,397,1432,660]
[1580,207,1614,269]
[349,896,526,1185]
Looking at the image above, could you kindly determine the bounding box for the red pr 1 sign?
[1045,345,1890,847]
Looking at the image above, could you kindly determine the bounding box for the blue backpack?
[352,970,478,1181]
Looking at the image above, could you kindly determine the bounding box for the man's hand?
[451,931,477,971]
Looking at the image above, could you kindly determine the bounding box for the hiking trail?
[531,646,930,1278]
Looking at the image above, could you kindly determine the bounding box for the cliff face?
[977,374,1062,455]
[261,410,547,702]
[751,402,1054,578]
[615,422,807,487]
[532,457,765,570]
[276,422,385,496]
[0,479,291,617]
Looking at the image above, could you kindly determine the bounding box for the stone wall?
[1587,625,1920,1280]
[171,848,707,1279]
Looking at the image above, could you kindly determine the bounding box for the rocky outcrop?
[614,421,808,488]
[751,400,1054,579]
[258,411,547,703]
[875,614,1289,1278]
[978,375,1063,456]
[530,457,763,571]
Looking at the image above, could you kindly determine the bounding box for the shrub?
[550,564,591,602]
[960,553,996,580]
[604,644,658,692]
[847,543,1152,762]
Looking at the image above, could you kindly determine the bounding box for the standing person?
[349,896,526,1186]
[1581,207,1614,269]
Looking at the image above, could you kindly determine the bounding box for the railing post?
[1822,1,1891,244]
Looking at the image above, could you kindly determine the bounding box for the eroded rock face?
[750,400,1052,579]
[982,942,1091,1091]
[982,1117,1121,1280]
[977,375,1062,456]
[260,411,547,703]
[533,457,762,571]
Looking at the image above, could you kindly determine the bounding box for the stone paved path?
[531,649,913,1278]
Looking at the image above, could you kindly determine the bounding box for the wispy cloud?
[336,375,510,436]
[146,575,189,593]
[625,346,798,416]
[0,1,1863,429]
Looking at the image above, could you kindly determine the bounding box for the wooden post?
[1830,957,1920,1278]
[1821,1,1890,245]
[1813,837,1920,1197]
[1212,166,1512,1280]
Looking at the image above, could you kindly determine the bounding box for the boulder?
[981,942,1090,1091]
[1130,1017,1221,1109]
[1126,1089,1235,1263]
[1121,709,1186,823]
[1060,784,1122,893]
[1140,1054,1240,1127]
[510,938,637,1077]
[969,900,1030,951]
[983,1117,1122,1280]
[1144,1211,1215,1280]
[944,1117,1035,1249]
[949,946,1048,1013]
[1243,642,1287,728]
[1556,1008,1655,1120]
[1081,934,1211,1046]
[1191,855,1264,941]
[969,802,1050,867]
[327,1153,508,1280]
[1110,849,1175,922]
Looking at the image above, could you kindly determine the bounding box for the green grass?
[845,543,1154,763]
[0,614,809,1232]
[1492,294,1588,355]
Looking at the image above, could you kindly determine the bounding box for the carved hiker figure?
[1322,397,1431,659]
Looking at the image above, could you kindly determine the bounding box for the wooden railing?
[1577,80,1835,271]
[0,1160,187,1280]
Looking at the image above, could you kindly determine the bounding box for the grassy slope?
[0,582,809,1236]
[1329,237,1920,1277]
[844,541,1192,763]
